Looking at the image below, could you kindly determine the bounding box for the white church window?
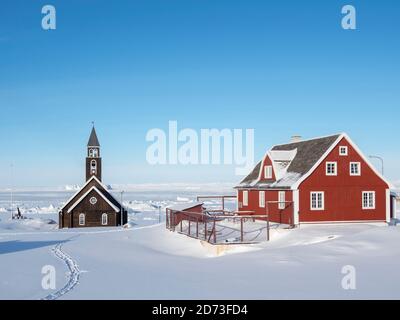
[89,148,98,158]
[79,213,85,226]
[101,213,108,225]
[91,160,97,174]
[90,197,97,205]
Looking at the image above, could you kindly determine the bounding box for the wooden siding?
[298,136,389,223]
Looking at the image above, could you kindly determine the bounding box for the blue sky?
[0,0,399,187]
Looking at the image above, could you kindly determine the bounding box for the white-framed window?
[264,165,273,179]
[326,162,337,176]
[259,191,265,208]
[278,191,285,210]
[310,192,324,210]
[339,146,348,156]
[350,162,361,176]
[79,213,85,226]
[89,148,98,158]
[89,196,97,205]
[362,191,375,210]
[91,160,97,174]
[101,213,108,225]
[90,148,98,158]
[243,190,249,207]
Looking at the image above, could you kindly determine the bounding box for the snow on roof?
[236,134,341,189]
[167,202,203,212]
[269,149,297,162]
[257,172,302,189]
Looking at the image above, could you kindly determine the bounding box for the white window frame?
[264,165,273,179]
[339,146,348,156]
[101,213,108,225]
[242,190,249,207]
[278,191,285,210]
[259,191,265,208]
[350,162,361,176]
[79,213,85,226]
[362,191,375,210]
[89,148,98,158]
[326,162,337,176]
[310,192,325,211]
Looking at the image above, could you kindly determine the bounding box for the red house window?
[311,192,324,210]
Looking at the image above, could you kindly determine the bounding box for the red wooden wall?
[298,136,389,222]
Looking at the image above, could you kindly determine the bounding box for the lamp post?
[369,155,384,175]
[120,190,125,227]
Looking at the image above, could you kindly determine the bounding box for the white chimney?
[291,135,302,143]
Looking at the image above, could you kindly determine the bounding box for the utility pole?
[369,155,384,175]
[120,190,125,227]
[10,163,14,220]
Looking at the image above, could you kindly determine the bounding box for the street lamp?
[120,190,125,227]
[369,155,384,176]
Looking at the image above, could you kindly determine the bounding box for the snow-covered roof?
[60,176,123,213]
[167,202,203,212]
[236,134,341,190]
[236,133,393,190]
[67,186,120,213]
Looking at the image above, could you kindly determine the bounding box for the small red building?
[235,133,395,225]
[166,202,204,229]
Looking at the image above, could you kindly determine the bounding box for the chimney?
[291,135,302,143]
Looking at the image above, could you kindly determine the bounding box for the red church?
[235,133,396,225]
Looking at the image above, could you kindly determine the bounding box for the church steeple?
[87,126,100,147]
[86,125,102,181]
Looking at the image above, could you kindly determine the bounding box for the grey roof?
[236,134,341,189]
[87,127,100,147]
[271,134,340,176]
[238,161,262,186]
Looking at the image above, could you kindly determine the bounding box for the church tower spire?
[86,125,102,181]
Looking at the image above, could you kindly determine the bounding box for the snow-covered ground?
[1,190,400,300]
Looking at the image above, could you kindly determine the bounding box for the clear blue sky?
[0,0,399,187]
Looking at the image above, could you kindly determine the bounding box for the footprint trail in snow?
[42,243,81,300]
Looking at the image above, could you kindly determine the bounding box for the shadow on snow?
[0,240,68,255]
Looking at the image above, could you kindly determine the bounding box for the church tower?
[86,126,102,181]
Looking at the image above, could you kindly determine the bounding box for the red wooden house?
[235,133,395,225]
